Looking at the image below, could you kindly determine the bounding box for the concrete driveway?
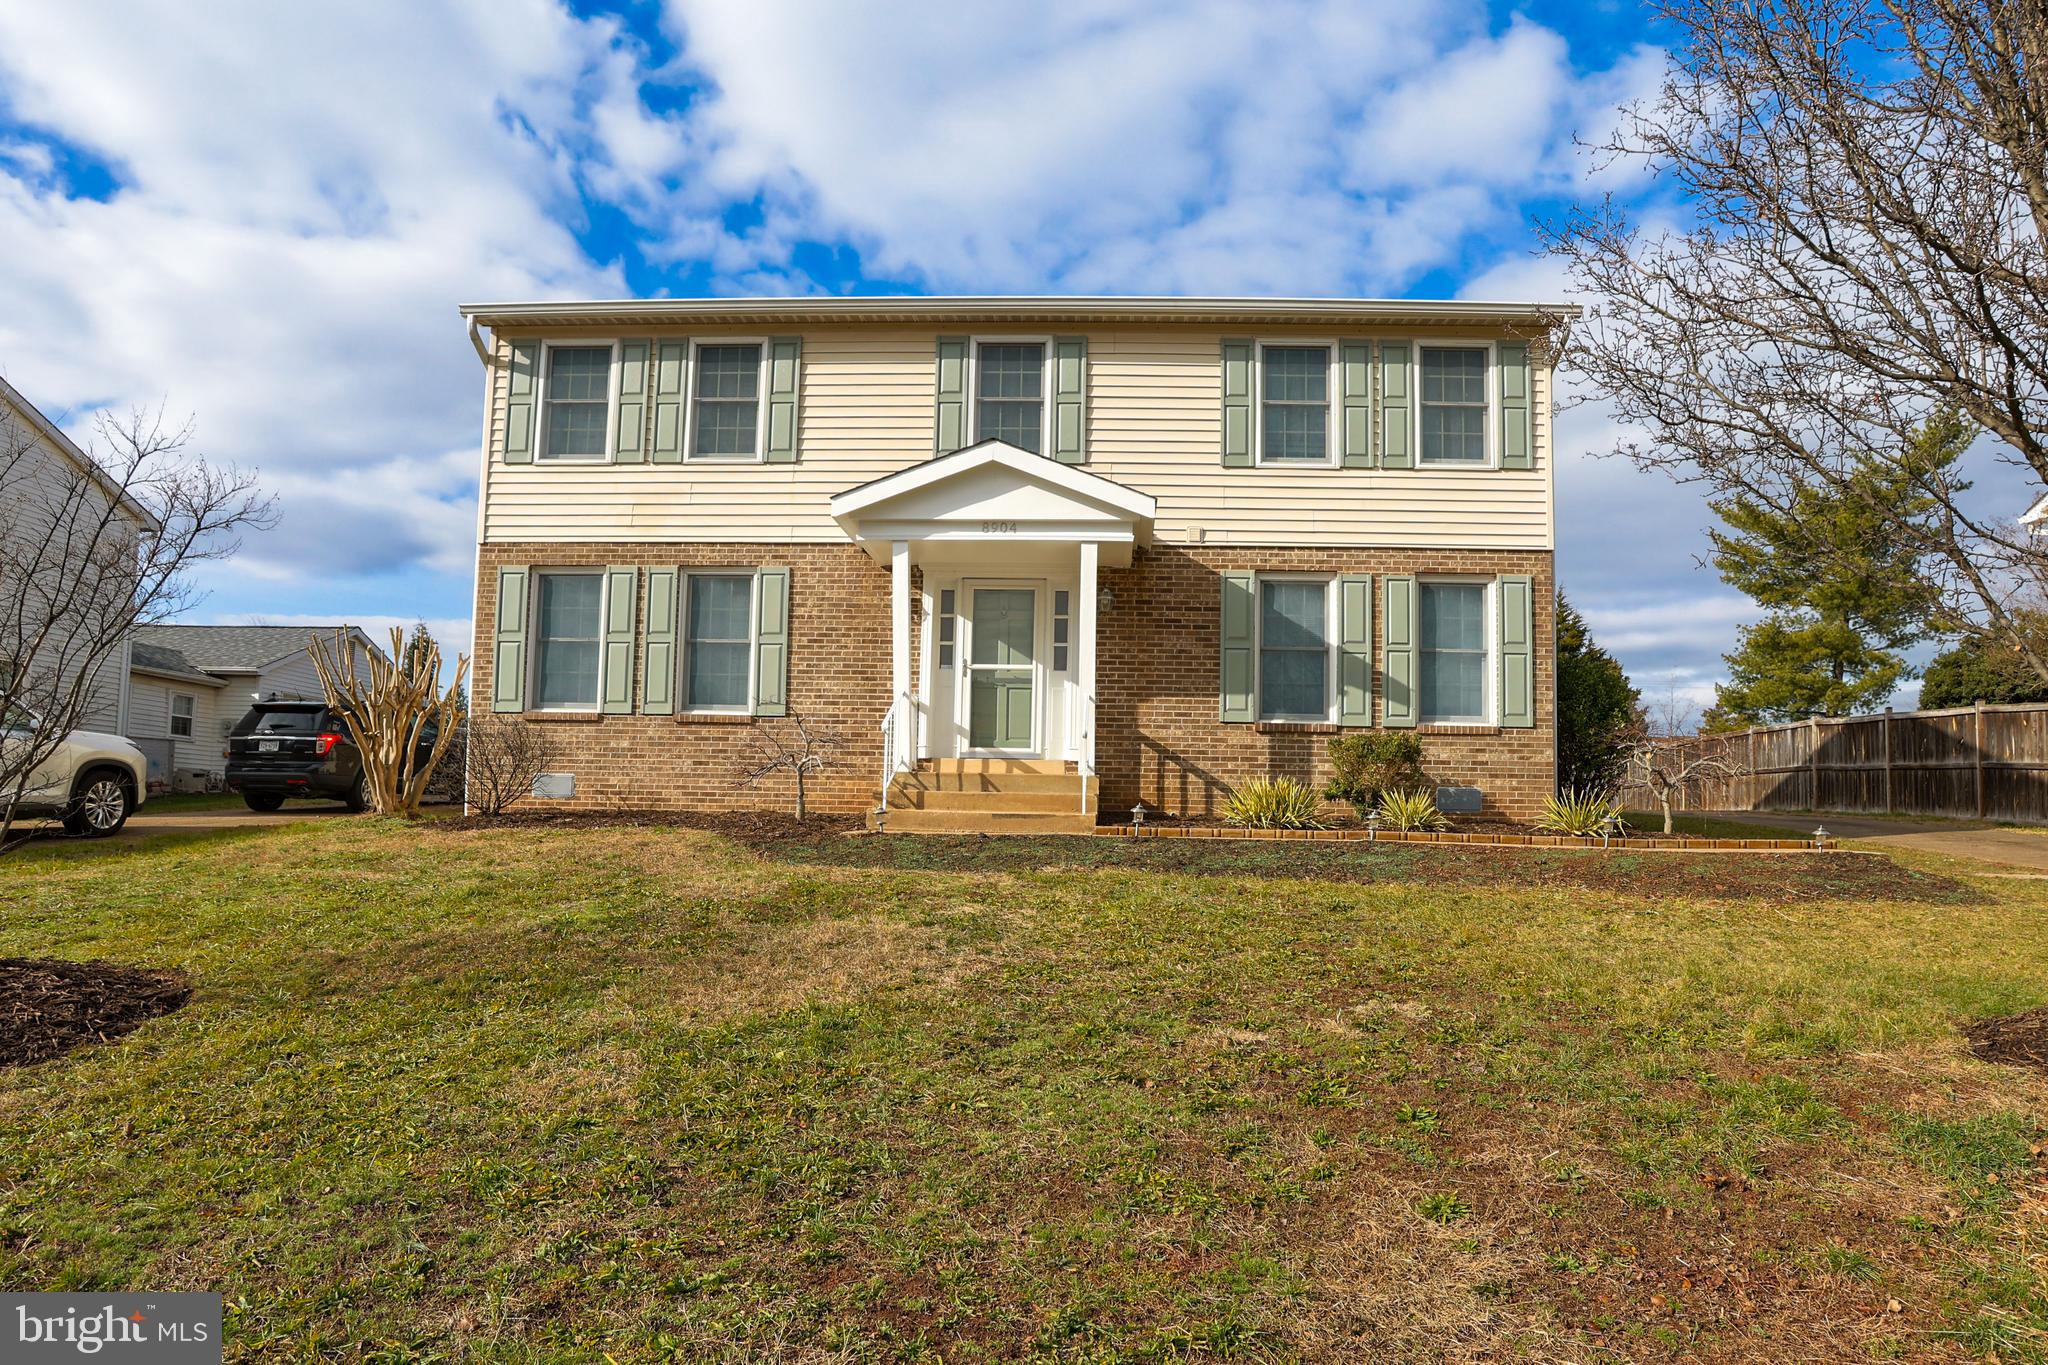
[13,799,450,847]
[1702,809,2048,872]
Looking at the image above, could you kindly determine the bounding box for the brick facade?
[473,541,1555,821]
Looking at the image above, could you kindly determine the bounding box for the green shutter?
[613,340,649,463]
[1382,574,1418,728]
[503,341,538,464]
[754,567,790,717]
[1053,336,1087,464]
[1498,341,1531,470]
[601,566,638,714]
[1220,570,1256,722]
[1340,342,1374,468]
[1338,574,1373,726]
[935,337,968,455]
[1378,343,1411,469]
[491,565,529,712]
[651,340,687,463]
[1498,574,1536,728]
[765,336,800,463]
[1221,339,1253,467]
[642,567,678,716]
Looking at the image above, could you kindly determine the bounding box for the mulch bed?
[1,958,192,1068]
[1963,1006,2048,1075]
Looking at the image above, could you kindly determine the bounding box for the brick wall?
[474,541,1554,820]
[1096,545,1556,822]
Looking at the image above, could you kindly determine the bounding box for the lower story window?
[1258,578,1329,720]
[1419,580,1488,722]
[170,693,195,737]
[534,571,603,709]
[685,573,754,710]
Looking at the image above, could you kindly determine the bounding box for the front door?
[965,586,1037,753]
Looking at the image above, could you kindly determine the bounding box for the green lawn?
[1621,810,1807,840]
[3,818,2046,1361]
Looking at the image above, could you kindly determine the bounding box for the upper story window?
[1259,344,1331,464]
[1419,346,1489,465]
[1419,579,1489,722]
[1258,578,1331,721]
[684,572,755,711]
[533,571,603,709]
[170,693,195,738]
[691,342,766,460]
[539,345,613,461]
[974,342,1046,453]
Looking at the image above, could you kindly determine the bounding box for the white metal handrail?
[1079,692,1095,813]
[878,707,896,820]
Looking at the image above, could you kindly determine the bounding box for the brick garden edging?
[1096,825,1827,852]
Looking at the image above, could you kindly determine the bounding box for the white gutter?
[458,295,1583,327]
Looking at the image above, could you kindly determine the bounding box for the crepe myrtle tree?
[309,626,469,818]
[0,402,273,852]
[1546,0,2048,679]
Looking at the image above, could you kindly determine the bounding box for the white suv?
[2,706,149,837]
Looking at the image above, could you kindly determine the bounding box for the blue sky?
[0,0,1767,713]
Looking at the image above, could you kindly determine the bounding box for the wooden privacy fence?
[1622,702,2048,823]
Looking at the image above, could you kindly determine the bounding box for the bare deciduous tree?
[309,626,468,817]
[1547,0,2048,675]
[1,400,273,851]
[734,711,841,819]
[1623,732,1750,835]
[462,714,551,818]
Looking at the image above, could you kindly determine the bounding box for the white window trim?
[1253,572,1340,723]
[682,337,772,465]
[1416,573,1496,726]
[527,567,609,713]
[1253,339,1340,469]
[966,335,1056,456]
[535,339,622,465]
[170,692,195,738]
[1413,337,1499,471]
[678,568,760,715]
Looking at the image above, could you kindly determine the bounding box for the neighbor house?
[0,374,159,738]
[460,297,1572,828]
[126,624,380,790]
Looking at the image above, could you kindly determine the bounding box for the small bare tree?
[1624,733,1749,835]
[308,626,468,817]
[462,714,551,817]
[1,400,273,852]
[734,711,841,819]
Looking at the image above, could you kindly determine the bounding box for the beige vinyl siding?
[128,677,223,774]
[480,325,1553,550]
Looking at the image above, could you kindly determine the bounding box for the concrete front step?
[889,787,1089,813]
[874,808,1100,835]
[895,771,1098,795]
[922,758,1073,775]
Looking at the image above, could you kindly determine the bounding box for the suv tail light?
[314,733,343,756]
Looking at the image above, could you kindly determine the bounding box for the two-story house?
[461,297,1572,830]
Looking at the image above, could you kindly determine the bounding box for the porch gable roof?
[829,441,1156,559]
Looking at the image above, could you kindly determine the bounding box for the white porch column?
[890,539,912,771]
[1077,540,1099,777]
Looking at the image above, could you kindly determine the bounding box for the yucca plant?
[1221,775,1325,829]
[1534,786,1625,837]
[1375,787,1449,832]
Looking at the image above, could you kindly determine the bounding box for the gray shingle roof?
[133,624,373,673]
[129,640,224,687]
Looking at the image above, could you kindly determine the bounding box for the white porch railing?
[875,691,917,822]
[1078,692,1095,813]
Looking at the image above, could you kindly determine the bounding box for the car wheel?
[63,770,133,838]
[244,792,285,813]
[343,770,370,813]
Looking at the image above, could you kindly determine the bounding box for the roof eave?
[459,295,1583,329]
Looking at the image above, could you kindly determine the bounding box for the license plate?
[259,739,278,752]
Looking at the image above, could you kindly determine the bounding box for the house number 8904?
[981,520,1019,534]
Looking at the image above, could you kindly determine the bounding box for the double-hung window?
[1419,580,1489,723]
[533,571,604,709]
[539,345,613,461]
[1258,578,1331,721]
[684,572,754,711]
[1419,346,1489,465]
[1259,344,1331,464]
[170,694,194,738]
[974,342,1046,453]
[691,343,766,460]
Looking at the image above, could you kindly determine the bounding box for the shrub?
[1375,788,1449,832]
[464,715,552,818]
[1326,733,1427,817]
[1534,787,1624,837]
[1221,776,1325,829]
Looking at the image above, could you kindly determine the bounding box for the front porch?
[829,440,1156,831]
